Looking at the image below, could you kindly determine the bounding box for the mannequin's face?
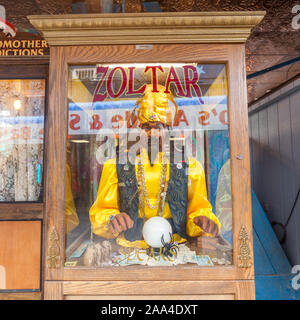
[140,121,168,148]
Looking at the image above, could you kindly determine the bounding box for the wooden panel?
[0,292,42,300]
[44,46,68,281]
[28,12,265,45]
[63,266,244,282]
[64,44,230,64]
[0,61,48,78]
[63,280,237,296]
[0,220,41,290]
[65,294,235,300]
[0,265,5,289]
[44,281,63,300]
[62,280,254,299]
[0,203,43,220]
[227,45,254,279]
[236,280,255,300]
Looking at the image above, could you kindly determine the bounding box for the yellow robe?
[89,149,221,248]
[65,164,79,234]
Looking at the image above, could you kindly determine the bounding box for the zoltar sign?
[94,65,204,103]
[69,63,229,134]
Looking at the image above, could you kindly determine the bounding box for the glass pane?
[0,79,45,202]
[65,63,232,267]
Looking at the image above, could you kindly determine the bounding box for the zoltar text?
[93,65,204,103]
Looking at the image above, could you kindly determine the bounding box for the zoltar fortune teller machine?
[89,84,221,252]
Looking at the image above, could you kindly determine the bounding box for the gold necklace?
[137,155,168,216]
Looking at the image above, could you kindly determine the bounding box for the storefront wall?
[0,11,264,299]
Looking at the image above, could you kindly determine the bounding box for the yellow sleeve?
[89,158,120,239]
[65,163,79,234]
[186,157,221,237]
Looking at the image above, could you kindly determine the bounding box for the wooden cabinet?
[29,11,265,300]
[0,61,48,300]
[0,220,42,291]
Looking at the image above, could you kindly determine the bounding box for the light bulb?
[142,217,172,248]
[13,99,21,111]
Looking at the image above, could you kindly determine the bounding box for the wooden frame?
[27,12,265,300]
[0,60,48,221]
[42,43,252,295]
[0,60,48,300]
[45,280,255,300]
[0,219,43,291]
[28,12,265,45]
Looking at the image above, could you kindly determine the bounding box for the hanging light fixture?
[13,99,21,111]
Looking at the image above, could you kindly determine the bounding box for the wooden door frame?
[44,43,254,284]
[0,58,49,300]
[26,11,265,299]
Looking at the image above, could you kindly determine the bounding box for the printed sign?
[0,17,49,56]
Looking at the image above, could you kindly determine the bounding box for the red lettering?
[164,66,185,96]
[144,65,164,93]
[127,67,146,95]
[211,108,217,116]
[11,128,19,140]
[125,110,138,128]
[69,114,81,131]
[39,128,44,140]
[93,66,109,102]
[111,114,124,129]
[107,67,127,98]
[183,65,204,104]
[198,111,210,126]
[173,110,189,127]
[21,127,31,140]
[219,110,228,125]
[90,114,102,130]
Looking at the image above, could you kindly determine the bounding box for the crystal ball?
[142,217,173,248]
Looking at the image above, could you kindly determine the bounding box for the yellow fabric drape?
[65,163,79,234]
[89,149,221,248]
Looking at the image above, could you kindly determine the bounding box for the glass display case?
[0,62,47,298]
[65,63,232,268]
[28,11,265,300]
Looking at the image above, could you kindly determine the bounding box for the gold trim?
[28,12,265,45]
[238,226,252,268]
[47,226,61,269]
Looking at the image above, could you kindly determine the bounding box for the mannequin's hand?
[109,212,134,237]
[193,216,219,237]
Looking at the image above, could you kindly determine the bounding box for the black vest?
[116,160,189,242]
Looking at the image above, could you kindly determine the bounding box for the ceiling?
[2,0,300,104]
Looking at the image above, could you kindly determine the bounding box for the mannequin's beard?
[147,136,161,165]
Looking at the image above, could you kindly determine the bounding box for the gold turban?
[137,84,177,127]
